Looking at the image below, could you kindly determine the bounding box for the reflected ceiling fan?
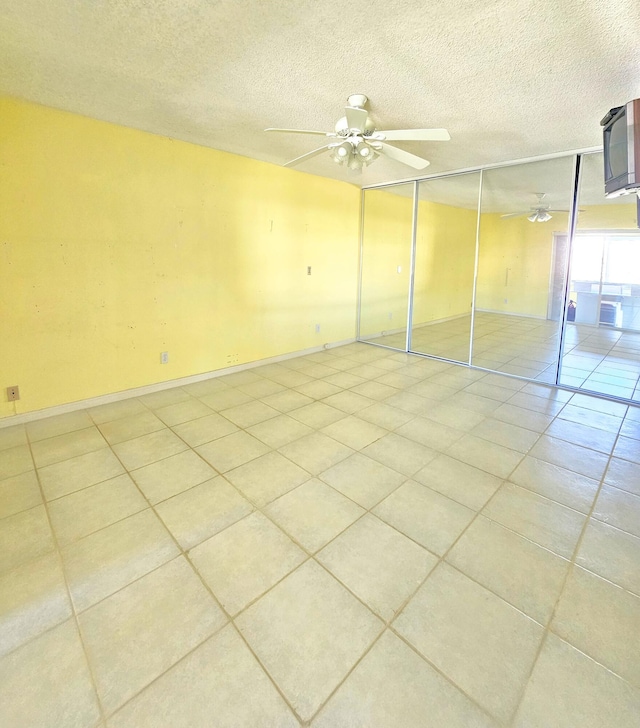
[266,94,450,172]
[501,193,576,223]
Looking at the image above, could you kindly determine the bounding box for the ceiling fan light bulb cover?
[355,141,371,158]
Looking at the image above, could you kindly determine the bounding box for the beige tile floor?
[371,311,640,401]
[1,341,640,727]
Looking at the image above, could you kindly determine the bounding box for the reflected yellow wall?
[576,203,638,230]
[476,202,638,318]
[360,192,477,337]
[359,185,639,348]
[0,97,360,418]
[359,188,413,337]
[475,213,568,317]
[413,200,477,324]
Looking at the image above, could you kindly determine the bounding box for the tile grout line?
[97,414,311,726]
[3,342,640,725]
[5,379,637,611]
[76,375,481,723]
[9,460,606,668]
[307,440,535,726]
[7,402,405,644]
[155,359,422,722]
[22,427,107,728]
[6,365,639,617]
[382,463,521,726]
[39,404,244,717]
[504,423,626,726]
[171,416,422,724]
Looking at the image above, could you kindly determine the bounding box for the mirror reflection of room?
[358,151,640,404]
[410,173,480,363]
[472,156,575,383]
[359,185,413,350]
[560,152,640,401]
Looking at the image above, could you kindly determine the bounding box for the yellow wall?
[359,187,413,337]
[0,97,360,419]
[412,199,477,325]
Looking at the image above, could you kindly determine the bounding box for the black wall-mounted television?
[601,99,640,197]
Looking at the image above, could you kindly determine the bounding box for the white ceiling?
[1,0,640,188]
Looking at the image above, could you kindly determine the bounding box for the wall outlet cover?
[7,386,20,401]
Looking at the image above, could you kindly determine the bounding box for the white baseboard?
[358,326,407,341]
[411,312,470,328]
[0,337,356,428]
[359,312,469,342]
[475,308,546,321]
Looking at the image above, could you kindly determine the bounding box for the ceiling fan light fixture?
[355,141,371,158]
[527,209,552,222]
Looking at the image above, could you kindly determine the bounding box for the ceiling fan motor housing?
[334,116,376,136]
[347,93,368,108]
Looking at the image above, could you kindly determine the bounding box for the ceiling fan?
[266,94,450,172]
[500,193,575,223]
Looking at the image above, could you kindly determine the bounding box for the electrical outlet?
[307,266,312,275]
[161,352,169,364]
[388,312,393,320]
[7,385,20,401]
[315,324,320,333]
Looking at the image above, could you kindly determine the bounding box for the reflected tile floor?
[368,312,640,401]
[1,342,640,727]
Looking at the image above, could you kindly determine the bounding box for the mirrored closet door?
[559,152,640,402]
[410,172,480,363]
[359,184,414,350]
[472,156,575,382]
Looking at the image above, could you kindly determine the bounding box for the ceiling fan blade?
[283,144,335,168]
[500,212,530,219]
[265,128,334,136]
[345,106,369,132]
[378,128,450,142]
[379,142,430,170]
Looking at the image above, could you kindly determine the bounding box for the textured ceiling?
[1,0,640,189]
